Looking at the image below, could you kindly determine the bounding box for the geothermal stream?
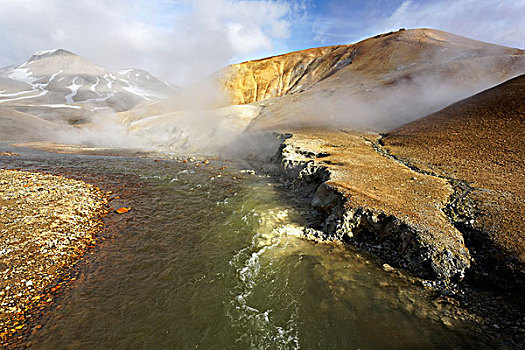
[0,144,495,349]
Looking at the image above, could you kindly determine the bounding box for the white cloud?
[0,0,293,84]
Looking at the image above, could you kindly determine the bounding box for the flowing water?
[1,144,493,349]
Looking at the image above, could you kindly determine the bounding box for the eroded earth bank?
[263,74,525,348]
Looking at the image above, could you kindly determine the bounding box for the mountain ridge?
[0,48,177,122]
[123,28,525,135]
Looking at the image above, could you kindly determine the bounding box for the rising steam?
[50,31,525,157]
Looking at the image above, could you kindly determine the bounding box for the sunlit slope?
[222,28,524,105]
[127,28,525,132]
[247,29,525,131]
[220,45,351,104]
[383,74,525,281]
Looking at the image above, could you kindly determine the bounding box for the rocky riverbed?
[0,169,107,344]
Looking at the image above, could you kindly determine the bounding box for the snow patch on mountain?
[48,70,63,85]
[0,89,47,104]
[0,90,34,98]
[90,77,102,97]
[120,79,168,100]
[34,49,60,56]
[8,68,38,85]
[81,92,115,104]
[0,49,176,112]
[65,77,82,103]
[104,74,115,89]
[42,103,82,109]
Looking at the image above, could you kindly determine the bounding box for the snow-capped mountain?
[0,49,176,122]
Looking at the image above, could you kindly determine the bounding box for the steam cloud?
[48,36,525,158]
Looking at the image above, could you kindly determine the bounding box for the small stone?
[382,263,394,272]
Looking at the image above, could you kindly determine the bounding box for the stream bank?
[263,129,525,348]
[0,168,108,346]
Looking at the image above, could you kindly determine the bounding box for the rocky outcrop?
[220,45,356,105]
[273,131,471,283]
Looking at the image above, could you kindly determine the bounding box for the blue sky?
[1,0,524,84]
[271,0,525,57]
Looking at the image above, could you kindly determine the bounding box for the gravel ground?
[0,169,107,343]
[383,74,525,282]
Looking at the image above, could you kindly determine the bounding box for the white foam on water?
[227,207,302,349]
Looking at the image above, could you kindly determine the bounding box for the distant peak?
[33,48,58,56]
[118,68,150,75]
[22,49,77,66]
[34,48,76,57]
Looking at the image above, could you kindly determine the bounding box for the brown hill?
[247,28,525,131]
[382,74,525,282]
[0,107,57,141]
[126,28,525,135]
[224,28,522,106]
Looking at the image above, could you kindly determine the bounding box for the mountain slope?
[0,49,176,122]
[126,29,525,134]
[0,106,57,141]
[246,28,525,131]
[382,74,525,282]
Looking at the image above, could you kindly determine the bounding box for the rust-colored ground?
[0,170,107,344]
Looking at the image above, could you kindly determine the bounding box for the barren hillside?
[126,28,525,134]
[383,74,525,282]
